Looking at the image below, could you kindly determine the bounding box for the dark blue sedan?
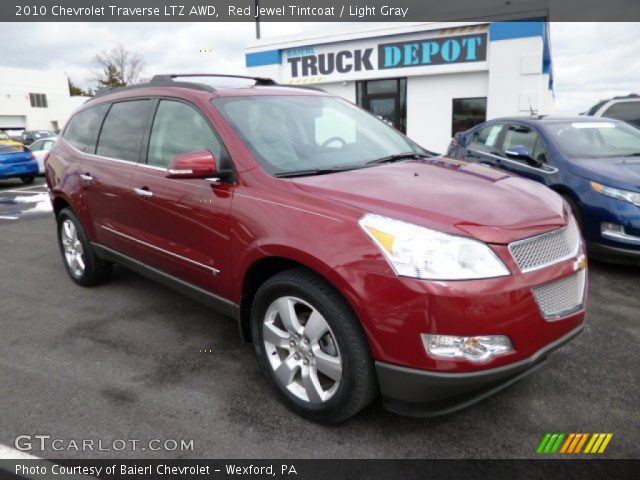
[0,145,39,185]
[447,116,640,264]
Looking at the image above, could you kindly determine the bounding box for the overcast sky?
[0,22,638,115]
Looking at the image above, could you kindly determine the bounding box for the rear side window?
[147,100,223,168]
[64,104,109,152]
[97,100,152,162]
[602,102,640,124]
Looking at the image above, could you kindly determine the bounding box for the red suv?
[46,74,587,423]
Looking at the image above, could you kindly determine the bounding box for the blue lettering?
[462,36,482,61]
[403,43,420,66]
[441,39,461,62]
[421,41,439,64]
[383,46,402,67]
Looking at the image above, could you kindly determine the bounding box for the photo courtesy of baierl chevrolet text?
[0,1,638,479]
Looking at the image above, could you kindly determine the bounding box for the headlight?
[591,182,640,207]
[422,334,513,362]
[359,214,510,280]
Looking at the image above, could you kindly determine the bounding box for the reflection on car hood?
[567,157,640,191]
[293,157,567,244]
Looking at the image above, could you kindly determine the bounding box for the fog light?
[422,334,513,362]
[601,222,624,235]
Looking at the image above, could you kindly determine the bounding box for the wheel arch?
[237,252,360,344]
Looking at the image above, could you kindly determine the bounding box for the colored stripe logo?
[537,433,613,454]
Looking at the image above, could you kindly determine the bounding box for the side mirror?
[166,149,218,179]
[505,145,531,160]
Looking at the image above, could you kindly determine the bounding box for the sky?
[0,22,638,115]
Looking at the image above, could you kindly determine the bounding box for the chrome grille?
[509,218,580,273]
[532,269,586,320]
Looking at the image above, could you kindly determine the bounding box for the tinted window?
[148,100,223,169]
[30,140,45,151]
[532,137,547,163]
[547,121,640,158]
[602,102,640,125]
[64,104,109,152]
[97,100,151,162]
[452,98,487,136]
[470,124,503,149]
[503,125,539,155]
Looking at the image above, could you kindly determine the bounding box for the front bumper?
[589,241,640,265]
[377,324,584,417]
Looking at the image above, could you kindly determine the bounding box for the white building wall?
[319,81,357,103]
[0,66,79,131]
[407,71,489,153]
[486,37,550,118]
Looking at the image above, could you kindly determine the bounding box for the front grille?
[509,218,580,273]
[532,269,586,320]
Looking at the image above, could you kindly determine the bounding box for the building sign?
[286,33,487,78]
[378,33,486,69]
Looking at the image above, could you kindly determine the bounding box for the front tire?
[251,268,377,424]
[57,208,112,286]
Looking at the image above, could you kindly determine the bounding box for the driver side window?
[503,125,540,159]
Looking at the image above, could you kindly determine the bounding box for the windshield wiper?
[274,166,363,178]
[365,152,430,165]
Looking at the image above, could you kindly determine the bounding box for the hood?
[567,157,640,191]
[293,158,567,244]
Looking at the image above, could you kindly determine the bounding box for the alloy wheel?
[61,219,85,277]
[262,296,343,403]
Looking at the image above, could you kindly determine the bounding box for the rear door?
[82,99,154,256]
[462,123,505,167]
[128,98,234,298]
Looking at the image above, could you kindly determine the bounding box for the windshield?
[546,121,640,158]
[0,132,9,140]
[212,95,423,175]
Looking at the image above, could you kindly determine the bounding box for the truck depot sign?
[286,33,487,78]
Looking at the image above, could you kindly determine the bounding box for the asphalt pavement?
[0,177,638,459]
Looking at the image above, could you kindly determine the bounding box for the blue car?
[0,145,39,185]
[447,116,640,264]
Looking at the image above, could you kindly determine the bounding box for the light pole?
[255,0,261,39]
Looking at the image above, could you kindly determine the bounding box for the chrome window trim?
[508,218,581,273]
[64,139,167,171]
[468,149,558,174]
[100,225,220,275]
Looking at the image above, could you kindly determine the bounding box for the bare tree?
[92,44,145,87]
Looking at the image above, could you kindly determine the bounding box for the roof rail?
[90,80,215,100]
[149,74,277,86]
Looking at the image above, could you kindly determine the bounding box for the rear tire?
[21,175,35,185]
[56,208,112,287]
[250,267,377,424]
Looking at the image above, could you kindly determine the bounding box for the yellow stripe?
[590,434,606,454]
[567,434,582,453]
[574,433,589,453]
[583,433,598,453]
[560,434,575,453]
[597,434,613,453]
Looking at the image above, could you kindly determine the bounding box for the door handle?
[134,187,153,198]
[79,173,93,183]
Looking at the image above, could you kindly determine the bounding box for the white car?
[28,136,57,174]
[586,94,640,128]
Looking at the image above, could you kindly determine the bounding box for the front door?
[128,99,234,299]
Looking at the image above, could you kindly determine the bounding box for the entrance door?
[357,78,407,133]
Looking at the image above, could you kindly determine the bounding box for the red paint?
[46,84,586,375]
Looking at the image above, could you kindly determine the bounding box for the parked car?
[29,136,57,174]
[46,74,587,423]
[0,145,39,184]
[21,130,55,146]
[585,94,640,128]
[0,130,24,149]
[447,116,640,264]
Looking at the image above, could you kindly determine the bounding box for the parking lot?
[0,177,638,459]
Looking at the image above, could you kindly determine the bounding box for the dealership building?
[245,20,553,153]
[0,66,88,132]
